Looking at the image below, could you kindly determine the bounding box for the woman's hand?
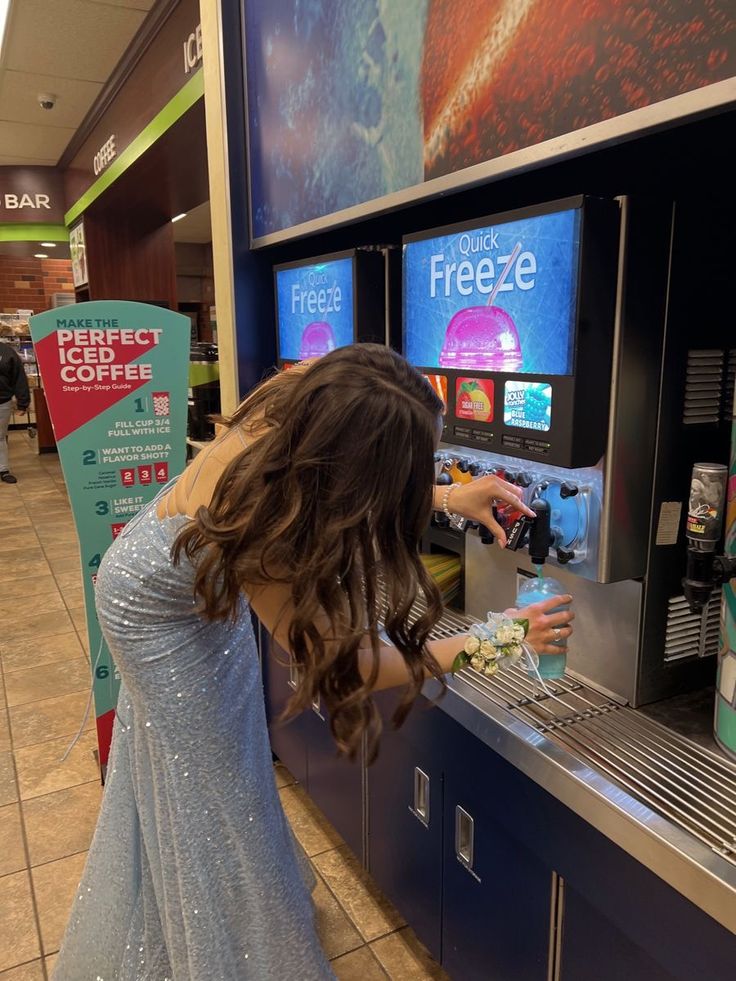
[505,595,574,655]
[437,476,535,547]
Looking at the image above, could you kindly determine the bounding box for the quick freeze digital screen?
[504,381,552,431]
[276,256,354,361]
[404,209,581,375]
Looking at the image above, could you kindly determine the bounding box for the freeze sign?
[404,209,581,375]
[277,256,354,361]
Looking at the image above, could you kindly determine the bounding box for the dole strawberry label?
[30,301,189,771]
[456,377,494,422]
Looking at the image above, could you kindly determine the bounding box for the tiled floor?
[0,432,447,980]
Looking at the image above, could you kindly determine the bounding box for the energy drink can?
[686,463,728,549]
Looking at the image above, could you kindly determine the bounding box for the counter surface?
[422,670,736,935]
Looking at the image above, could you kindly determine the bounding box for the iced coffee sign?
[30,301,189,768]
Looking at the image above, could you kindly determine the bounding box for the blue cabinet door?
[367,693,448,961]
[305,699,365,862]
[559,884,676,981]
[260,633,308,785]
[442,746,552,981]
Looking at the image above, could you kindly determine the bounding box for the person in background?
[0,340,31,484]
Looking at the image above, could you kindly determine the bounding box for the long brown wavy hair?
[173,344,445,760]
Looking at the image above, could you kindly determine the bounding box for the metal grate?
[664,589,722,662]
[682,349,724,425]
[419,600,736,867]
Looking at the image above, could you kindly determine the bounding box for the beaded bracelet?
[441,482,461,520]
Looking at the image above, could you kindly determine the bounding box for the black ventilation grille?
[683,349,724,426]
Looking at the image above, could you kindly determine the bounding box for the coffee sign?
[93,135,117,176]
[0,166,65,224]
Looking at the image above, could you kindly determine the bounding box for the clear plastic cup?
[516,576,569,680]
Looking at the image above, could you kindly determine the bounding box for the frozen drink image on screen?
[439,243,523,371]
[299,321,336,360]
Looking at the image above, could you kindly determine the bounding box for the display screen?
[276,255,355,361]
[504,381,552,432]
[404,208,581,375]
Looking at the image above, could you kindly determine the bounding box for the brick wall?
[0,257,74,315]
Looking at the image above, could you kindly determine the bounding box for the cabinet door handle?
[412,767,430,826]
[455,805,476,875]
[311,692,325,719]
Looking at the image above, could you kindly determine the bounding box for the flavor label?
[504,381,552,431]
[456,377,494,422]
[423,373,448,413]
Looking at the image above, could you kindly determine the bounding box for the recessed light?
[40,242,57,248]
[171,213,187,223]
[34,253,49,259]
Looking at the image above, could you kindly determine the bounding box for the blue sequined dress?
[53,495,334,980]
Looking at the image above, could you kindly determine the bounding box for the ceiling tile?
[86,0,155,8]
[5,0,147,83]
[173,201,212,244]
[0,154,58,166]
[0,120,76,161]
[0,70,102,130]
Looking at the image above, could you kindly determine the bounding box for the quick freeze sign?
[404,209,581,375]
[30,302,189,769]
[277,256,354,361]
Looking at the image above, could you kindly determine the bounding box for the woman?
[54,345,573,980]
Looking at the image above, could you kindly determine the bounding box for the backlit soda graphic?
[299,322,336,359]
[423,374,448,413]
[439,243,523,372]
[504,381,552,431]
[152,391,170,416]
[455,377,494,422]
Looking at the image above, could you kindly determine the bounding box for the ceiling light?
[171,213,187,223]
[34,253,49,259]
[0,1,11,61]
[40,242,56,248]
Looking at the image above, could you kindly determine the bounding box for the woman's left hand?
[439,476,535,548]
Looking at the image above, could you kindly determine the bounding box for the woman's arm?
[249,580,573,692]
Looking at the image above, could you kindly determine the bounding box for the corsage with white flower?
[451,612,533,678]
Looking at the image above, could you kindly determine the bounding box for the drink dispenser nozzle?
[528,498,553,566]
[682,463,736,614]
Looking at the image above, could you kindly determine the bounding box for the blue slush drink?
[516,576,569,680]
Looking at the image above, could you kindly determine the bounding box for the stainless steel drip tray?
[434,664,736,932]
[399,595,736,929]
